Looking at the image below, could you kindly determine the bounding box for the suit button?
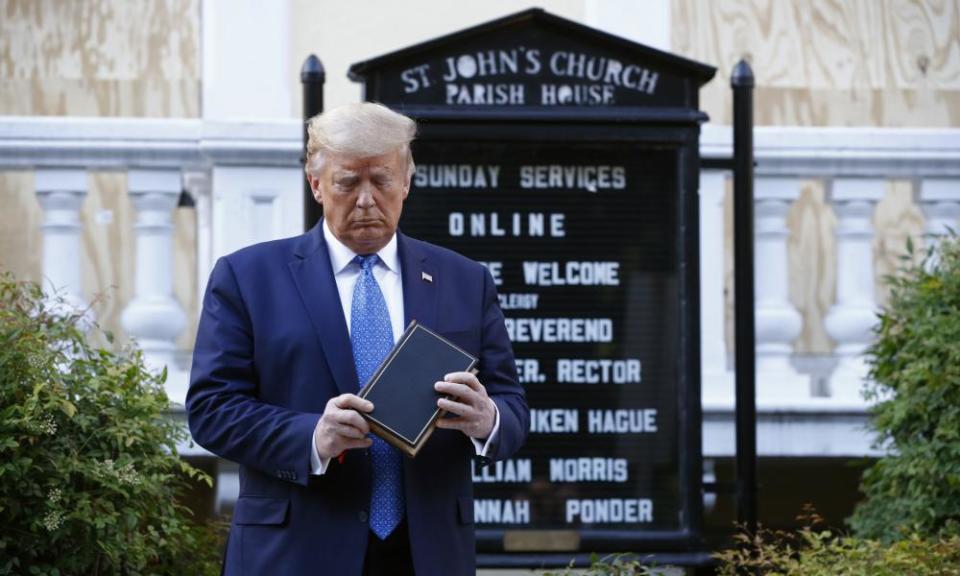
[358,510,368,523]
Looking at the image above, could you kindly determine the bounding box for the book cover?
[358,320,478,457]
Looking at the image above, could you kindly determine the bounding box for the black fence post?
[302,54,325,232]
[731,58,757,534]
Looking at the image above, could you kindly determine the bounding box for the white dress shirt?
[311,221,499,474]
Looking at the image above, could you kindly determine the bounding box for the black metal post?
[302,54,325,232]
[731,59,757,534]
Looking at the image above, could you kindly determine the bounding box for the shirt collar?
[322,219,400,275]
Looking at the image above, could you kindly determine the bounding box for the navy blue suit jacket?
[187,221,529,576]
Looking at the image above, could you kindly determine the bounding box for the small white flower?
[27,354,45,370]
[48,488,62,504]
[92,458,113,480]
[42,510,63,532]
[27,413,57,436]
[40,414,57,436]
[117,462,141,486]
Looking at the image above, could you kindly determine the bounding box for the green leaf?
[0,272,224,574]
[59,400,76,418]
[852,233,960,544]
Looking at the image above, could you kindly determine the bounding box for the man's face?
[309,148,410,254]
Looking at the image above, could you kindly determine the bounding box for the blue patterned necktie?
[350,254,404,540]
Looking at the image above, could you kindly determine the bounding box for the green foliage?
[715,512,960,575]
[544,553,667,575]
[0,275,223,575]
[848,234,960,542]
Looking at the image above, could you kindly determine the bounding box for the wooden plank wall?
[673,0,960,127]
[676,1,947,355]
[0,0,200,349]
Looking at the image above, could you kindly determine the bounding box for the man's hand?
[434,371,496,440]
[314,394,374,459]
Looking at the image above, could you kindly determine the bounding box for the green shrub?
[0,276,223,575]
[544,553,670,575]
[715,519,960,575]
[849,235,960,542]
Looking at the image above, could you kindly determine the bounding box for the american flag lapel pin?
[421,271,433,283]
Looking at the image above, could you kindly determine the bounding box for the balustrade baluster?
[918,179,960,261]
[755,177,808,401]
[121,169,188,402]
[35,169,91,322]
[824,178,884,403]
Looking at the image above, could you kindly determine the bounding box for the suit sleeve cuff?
[310,426,331,475]
[471,401,500,458]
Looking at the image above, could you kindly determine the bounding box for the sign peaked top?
[347,8,716,113]
[349,8,715,83]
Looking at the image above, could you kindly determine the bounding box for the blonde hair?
[305,102,416,178]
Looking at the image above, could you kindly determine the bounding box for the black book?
[358,320,478,457]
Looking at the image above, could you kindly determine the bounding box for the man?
[187,102,528,576]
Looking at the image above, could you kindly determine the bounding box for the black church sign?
[352,10,707,111]
[350,8,715,565]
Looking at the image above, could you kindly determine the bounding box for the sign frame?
[410,115,705,559]
[348,7,715,565]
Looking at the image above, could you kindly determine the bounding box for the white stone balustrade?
[697,126,960,457]
[0,117,303,410]
[121,169,188,402]
[210,166,304,258]
[754,177,808,402]
[918,179,960,273]
[34,169,91,322]
[823,178,885,403]
[918,179,960,254]
[5,119,960,458]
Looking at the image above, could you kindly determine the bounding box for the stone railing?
[3,117,959,458]
[700,125,960,457]
[0,116,305,412]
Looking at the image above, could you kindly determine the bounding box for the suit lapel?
[288,222,358,396]
[398,232,438,332]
